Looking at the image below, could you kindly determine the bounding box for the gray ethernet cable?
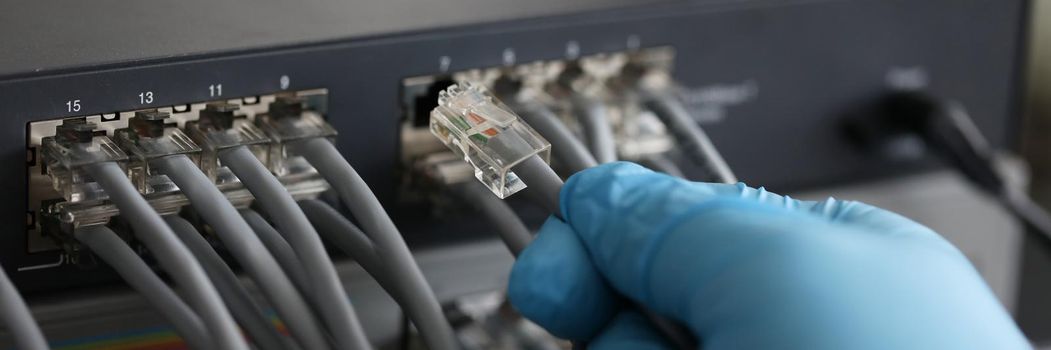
[239,209,311,298]
[224,97,374,350]
[413,148,533,257]
[550,62,619,164]
[429,82,699,350]
[300,198,496,350]
[572,93,618,164]
[450,181,533,256]
[412,150,534,256]
[145,105,332,350]
[616,61,736,184]
[556,60,689,177]
[0,266,48,350]
[510,99,596,173]
[42,118,247,350]
[294,141,461,350]
[89,162,246,350]
[511,101,598,174]
[638,153,686,178]
[297,199,396,296]
[166,216,298,350]
[74,225,212,350]
[642,92,737,184]
[299,198,492,350]
[40,126,248,350]
[222,147,372,350]
[256,96,459,350]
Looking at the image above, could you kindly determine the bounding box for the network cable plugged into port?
[396,46,745,350]
[401,47,733,199]
[12,89,465,350]
[399,48,735,258]
[26,92,330,255]
[14,46,738,350]
[1,44,734,349]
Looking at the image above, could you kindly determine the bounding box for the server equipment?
[0,0,1031,348]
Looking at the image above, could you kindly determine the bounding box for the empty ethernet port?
[405,76,455,128]
[400,75,458,171]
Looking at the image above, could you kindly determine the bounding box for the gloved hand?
[507,162,1029,349]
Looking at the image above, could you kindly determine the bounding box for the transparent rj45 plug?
[430,82,551,198]
[186,102,271,187]
[114,110,203,194]
[255,96,337,177]
[40,119,128,203]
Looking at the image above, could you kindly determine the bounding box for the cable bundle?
[21,97,460,350]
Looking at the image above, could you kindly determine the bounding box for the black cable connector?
[847,91,1051,244]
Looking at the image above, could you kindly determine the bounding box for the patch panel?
[26,90,329,255]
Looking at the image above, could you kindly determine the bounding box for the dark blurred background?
[1018,0,1051,342]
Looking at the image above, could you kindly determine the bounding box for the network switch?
[0,0,1030,347]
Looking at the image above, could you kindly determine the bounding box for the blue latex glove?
[508,162,1029,349]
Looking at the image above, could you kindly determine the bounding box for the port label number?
[66,99,81,112]
[627,35,641,50]
[209,84,223,97]
[502,48,516,66]
[439,56,451,72]
[138,91,154,105]
[566,41,580,59]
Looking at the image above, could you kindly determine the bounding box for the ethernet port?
[415,77,455,127]
[400,75,457,165]
[26,88,328,254]
[404,75,455,128]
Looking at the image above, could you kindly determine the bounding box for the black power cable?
[849,91,1051,244]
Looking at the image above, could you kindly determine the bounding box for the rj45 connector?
[114,110,203,194]
[255,96,337,177]
[186,102,271,187]
[40,119,128,203]
[429,82,551,198]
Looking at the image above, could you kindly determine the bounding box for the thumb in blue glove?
[508,162,1029,349]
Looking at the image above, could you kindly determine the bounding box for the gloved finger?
[507,217,620,341]
[588,311,672,350]
[560,163,952,280]
[648,200,1022,350]
[706,183,943,241]
[563,162,935,239]
[558,162,963,322]
[592,163,938,240]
